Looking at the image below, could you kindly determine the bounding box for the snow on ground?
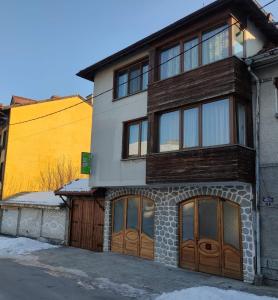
[3,192,63,206]
[156,286,278,300]
[0,236,58,257]
[58,179,90,192]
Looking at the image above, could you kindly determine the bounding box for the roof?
[77,0,278,82]
[246,46,278,68]
[11,96,37,106]
[55,179,106,197]
[0,192,64,209]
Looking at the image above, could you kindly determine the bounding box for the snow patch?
[58,179,90,192]
[0,237,58,256]
[3,192,63,206]
[156,286,278,300]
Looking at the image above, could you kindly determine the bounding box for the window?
[158,99,232,153]
[124,118,148,158]
[159,110,179,152]
[183,108,199,148]
[237,102,246,146]
[115,60,149,99]
[233,24,244,58]
[184,38,199,71]
[202,99,230,146]
[202,24,229,65]
[160,45,180,80]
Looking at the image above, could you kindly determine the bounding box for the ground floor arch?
[179,197,242,280]
[111,195,155,260]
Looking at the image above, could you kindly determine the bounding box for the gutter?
[247,62,262,282]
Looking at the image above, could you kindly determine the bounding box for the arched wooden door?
[180,197,242,280]
[111,196,154,260]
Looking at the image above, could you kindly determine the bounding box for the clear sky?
[0,0,277,104]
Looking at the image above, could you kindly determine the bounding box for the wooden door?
[70,198,104,251]
[197,198,221,275]
[180,197,242,280]
[111,196,154,260]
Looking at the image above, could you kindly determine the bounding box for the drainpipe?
[248,65,262,281]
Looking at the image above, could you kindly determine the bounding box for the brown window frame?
[156,96,252,153]
[156,17,244,81]
[122,117,148,159]
[113,58,149,100]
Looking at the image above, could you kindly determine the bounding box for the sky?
[0,0,277,104]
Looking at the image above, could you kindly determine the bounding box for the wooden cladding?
[148,56,251,114]
[146,145,255,184]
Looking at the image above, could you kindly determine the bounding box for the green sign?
[81,152,92,174]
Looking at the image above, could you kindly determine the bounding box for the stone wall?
[0,206,68,244]
[103,184,255,283]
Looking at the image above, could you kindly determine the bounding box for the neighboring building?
[77,0,278,284]
[0,95,92,199]
[246,48,278,285]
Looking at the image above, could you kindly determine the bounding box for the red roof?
[11,95,37,106]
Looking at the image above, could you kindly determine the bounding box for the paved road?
[0,247,278,300]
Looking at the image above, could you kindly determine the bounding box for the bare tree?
[38,157,79,191]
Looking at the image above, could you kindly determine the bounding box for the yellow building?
[0,95,92,199]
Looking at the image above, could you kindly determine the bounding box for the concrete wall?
[0,206,68,244]
[254,61,278,285]
[90,52,148,188]
[245,19,266,57]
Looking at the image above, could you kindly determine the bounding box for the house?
[77,0,278,284]
[0,95,92,199]
[246,48,278,285]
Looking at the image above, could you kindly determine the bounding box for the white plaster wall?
[1,208,18,235]
[41,209,67,241]
[18,208,41,238]
[245,19,266,57]
[90,51,148,188]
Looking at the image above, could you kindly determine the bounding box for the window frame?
[156,17,244,82]
[156,96,251,153]
[114,57,149,100]
[122,117,148,159]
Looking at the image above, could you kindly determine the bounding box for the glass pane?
[117,71,128,98]
[199,199,218,240]
[237,103,246,146]
[127,198,139,230]
[113,200,124,233]
[182,202,195,241]
[142,199,154,238]
[202,99,230,146]
[223,202,240,249]
[129,66,141,94]
[159,110,180,152]
[184,38,199,71]
[128,124,139,156]
[202,24,229,65]
[160,45,180,80]
[142,63,149,90]
[141,120,148,156]
[183,108,199,148]
[233,24,244,58]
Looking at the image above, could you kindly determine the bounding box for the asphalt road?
[0,247,278,300]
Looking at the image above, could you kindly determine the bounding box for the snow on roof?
[58,179,90,192]
[1,191,63,207]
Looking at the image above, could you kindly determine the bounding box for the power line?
[9,0,277,126]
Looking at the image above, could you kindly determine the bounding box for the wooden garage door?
[111,196,155,260]
[180,197,242,280]
[70,198,104,252]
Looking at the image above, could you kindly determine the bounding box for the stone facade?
[103,183,255,283]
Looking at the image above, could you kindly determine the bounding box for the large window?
[115,60,149,99]
[160,45,180,80]
[123,118,148,158]
[202,24,229,65]
[158,98,237,152]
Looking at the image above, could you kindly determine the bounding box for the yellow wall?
[2,96,92,198]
